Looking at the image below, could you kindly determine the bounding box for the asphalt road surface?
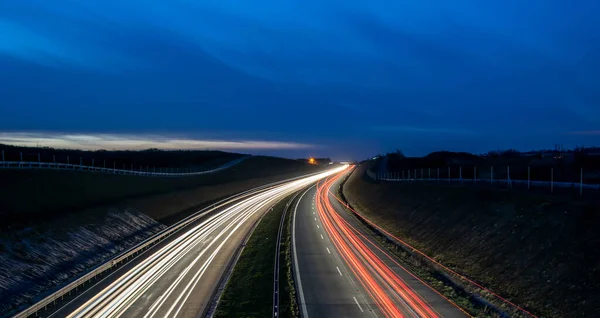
[48,166,347,318]
[293,170,469,318]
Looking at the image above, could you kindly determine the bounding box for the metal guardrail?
[13,169,328,318]
[0,156,249,177]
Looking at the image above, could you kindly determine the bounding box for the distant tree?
[387,149,405,159]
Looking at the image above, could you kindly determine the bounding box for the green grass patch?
[214,196,293,318]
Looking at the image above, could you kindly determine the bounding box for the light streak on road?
[315,172,443,318]
[67,166,348,318]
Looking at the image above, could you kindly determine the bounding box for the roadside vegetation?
[215,194,299,318]
[341,162,600,317]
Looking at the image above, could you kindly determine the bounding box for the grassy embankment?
[0,156,325,229]
[341,163,600,317]
[215,193,299,318]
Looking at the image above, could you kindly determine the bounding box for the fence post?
[580,168,583,197]
[527,166,531,190]
[551,168,554,193]
[507,165,511,188]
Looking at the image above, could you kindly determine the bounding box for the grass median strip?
[214,194,298,318]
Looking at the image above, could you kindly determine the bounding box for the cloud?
[372,126,478,135]
[0,132,315,151]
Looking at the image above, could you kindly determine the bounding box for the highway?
[47,166,347,318]
[293,170,469,318]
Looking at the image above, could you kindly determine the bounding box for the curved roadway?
[47,166,347,318]
[293,170,469,318]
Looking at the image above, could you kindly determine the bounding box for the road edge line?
[292,185,315,318]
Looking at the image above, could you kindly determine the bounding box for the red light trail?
[315,172,449,318]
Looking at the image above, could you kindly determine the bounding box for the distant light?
[308,157,316,164]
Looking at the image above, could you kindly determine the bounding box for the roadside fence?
[0,149,249,177]
[367,166,600,197]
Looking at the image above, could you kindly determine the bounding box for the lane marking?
[316,225,319,229]
[336,266,343,276]
[353,297,364,312]
[314,218,317,221]
[326,248,331,254]
[320,234,324,240]
[292,185,316,318]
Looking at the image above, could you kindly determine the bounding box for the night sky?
[1,1,599,160]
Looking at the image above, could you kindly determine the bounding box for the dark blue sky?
[1,1,599,160]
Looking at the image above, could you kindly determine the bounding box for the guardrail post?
[428,168,431,179]
[459,166,462,183]
[131,163,133,171]
[38,153,41,167]
[1,149,4,164]
[92,158,95,167]
[20,152,23,167]
[408,170,410,180]
[474,166,477,183]
[491,166,494,184]
[551,168,554,193]
[528,166,531,190]
[414,169,417,180]
[421,168,423,180]
[437,168,440,181]
[448,167,451,182]
[53,154,55,164]
[67,156,70,165]
[104,160,106,168]
[507,165,511,188]
[80,157,83,170]
[402,171,404,180]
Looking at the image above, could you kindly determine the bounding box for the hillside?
[0,155,324,228]
[0,154,328,316]
[343,162,600,317]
